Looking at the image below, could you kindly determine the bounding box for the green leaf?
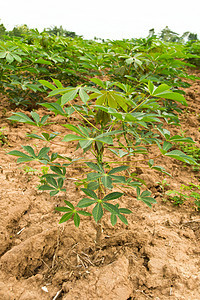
[55,207,72,212]
[103,202,119,214]
[63,124,85,136]
[78,211,92,216]
[38,184,55,191]
[64,200,74,209]
[103,192,123,201]
[79,88,89,104]
[119,208,132,214]
[7,150,31,158]
[26,134,45,140]
[8,112,35,125]
[111,214,117,226]
[59,212,74,224]
[169,135,194,143]
[81,188,98,199]
[102,174,113,189]
[38,80,56,90]
[61,89,78,105]
[77,198,96,207]
[165,150,197,164]
[74,213,80,227]
[85,162,102,172]
[46,176,58,188]
[51,78,63,88]
[22,146,36,157]
[108,165,129,175]
[37,147,50,159]
[79,139,93,149]
[87,172,102,181]
[92,203,103,223]
[62,134,86,142]
[118,214,128,225]
[31,112,40,124]
[87,181,99,190]
[148,80,155,94]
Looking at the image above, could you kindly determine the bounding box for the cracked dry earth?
[0,69,200,300]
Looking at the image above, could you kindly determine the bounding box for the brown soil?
[0,70,200,300]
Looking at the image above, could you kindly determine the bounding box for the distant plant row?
[0,23,199,107]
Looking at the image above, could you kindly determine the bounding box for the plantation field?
[0,30,200,299]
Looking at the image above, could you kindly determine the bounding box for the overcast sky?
[0,0,199,39]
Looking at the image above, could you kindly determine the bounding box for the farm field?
[0,30,200,299]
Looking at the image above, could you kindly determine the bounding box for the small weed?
[156,178,170,194]
[0,127,7,146]
[166,190,189,206]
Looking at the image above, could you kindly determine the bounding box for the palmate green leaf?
[31,112,40,124]
[108,165,129,175]
[46,176,58,188]
[64,200,74,209]
[118,214,128,225]
[81,188,98,199]
[40,103,65,115]
[27,134,45,140]
[7,150,33,158]
[77,198,97,208]
[48,88,70,97]
[148,80,155,94]
[50,190,62,196]
[111,214,117,226]
[0,51,6,58]
[79,88,89,104]
[111,175,126,183]
[103,202,119,214]
[37,147,50,159]
[79,139,94,149]
[59,212,74,224]
[55,207,72,212]
[102,174,113,189]
[95,136,113,145]
[165,150,197,164]
[38,184,55,191]
[90,77,106,88]
[62,134,86,142]
[85,162,103,172]
[87,172,102,181]
[87,181,99,190]
[74,213,80,227]
[92,203,103,223]
[119,208,132,214]
[61,89,78,105]
[8,112,36,125]
[17,157,36,163]
[50,166,63,175]
[78,211,92,216]
[169,135,194,143]
[51,78,63,89]
[6,53,14,63]
[63,124,85,136]
[103,192,123,201]
[39,80,56,90]
[22,145,36,157]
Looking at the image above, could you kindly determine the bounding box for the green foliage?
[8,72,197,230]
[0,23,199,109]
[5,25,199,238]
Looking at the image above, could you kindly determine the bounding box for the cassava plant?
[8,77,197,244]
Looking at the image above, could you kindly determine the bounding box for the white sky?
[0,0,199,39]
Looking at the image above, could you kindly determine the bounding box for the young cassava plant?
[8,77,197,245]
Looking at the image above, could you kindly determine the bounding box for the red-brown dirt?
[0,69,200,300]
